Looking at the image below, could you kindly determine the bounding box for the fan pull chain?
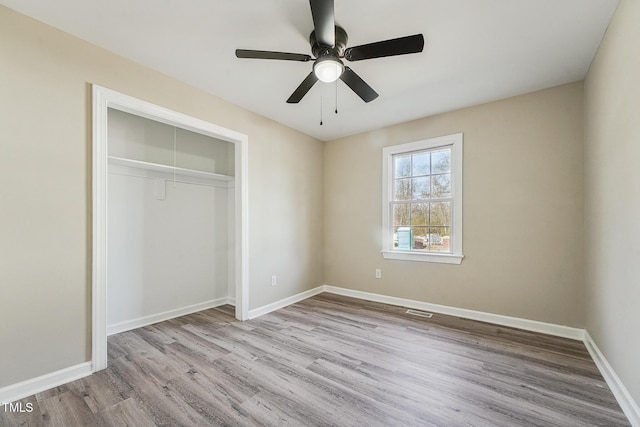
[335,79,338,114]
[320,96,323,126]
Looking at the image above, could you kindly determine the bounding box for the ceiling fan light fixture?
[313,56,344,83]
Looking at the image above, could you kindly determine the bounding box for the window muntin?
[391,148,452,253]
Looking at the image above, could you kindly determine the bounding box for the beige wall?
[324,82,585,327]
[0,5,323,388]
[3,0,638,410]
[584,0,640,406]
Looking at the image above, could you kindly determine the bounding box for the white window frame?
[381,133,464,264]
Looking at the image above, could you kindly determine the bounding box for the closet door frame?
[91,85,249,372]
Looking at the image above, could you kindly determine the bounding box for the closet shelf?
[108,156,234,182]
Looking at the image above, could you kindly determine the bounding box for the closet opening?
[92,85,248,372]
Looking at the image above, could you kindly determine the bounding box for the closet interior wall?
[106,108,235,334]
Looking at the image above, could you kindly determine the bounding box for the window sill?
[381,250,464,264]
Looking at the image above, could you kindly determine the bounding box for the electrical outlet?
[271,275,277,286]
[375,269,382,279]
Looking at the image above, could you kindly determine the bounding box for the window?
[382,133,463,264]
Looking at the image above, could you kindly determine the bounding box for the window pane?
[413,227,427,250]
[394,155,411,178]
[412,152,430,176]
[396,226,412,250]
[411,203,428,226]
[430,201,451,226]
[393,204,410,226]
[431,174,451,198]
[432,149,451,173]
[428,226,450,252]
[394,178,411,200]
[412,177,430,200]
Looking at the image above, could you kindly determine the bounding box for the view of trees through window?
[392,147,452,252]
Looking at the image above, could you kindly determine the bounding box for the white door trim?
[91,85,249,372]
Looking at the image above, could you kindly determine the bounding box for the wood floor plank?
[96,398,156,427]
[38,391,95,426]
[0,296,632,426]
[63,371,123,414]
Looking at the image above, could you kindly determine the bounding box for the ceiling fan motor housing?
[310,26,348,58]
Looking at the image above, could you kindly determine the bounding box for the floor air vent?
[406,309,433,318]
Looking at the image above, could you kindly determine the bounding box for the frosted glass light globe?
[314,58,344,83]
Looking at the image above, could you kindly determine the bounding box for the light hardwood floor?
[0,293,631,426]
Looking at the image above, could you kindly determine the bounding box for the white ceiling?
[1,0,619,141]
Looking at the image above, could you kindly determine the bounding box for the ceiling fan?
[235,0,424,104]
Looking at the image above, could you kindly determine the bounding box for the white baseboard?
[248,286,325,319]
[246,284,584,340]
[322,285,585,341]
[0,362,92,404]
[226,297,236,306]
[107,297,229,336]
[584,332,640,427]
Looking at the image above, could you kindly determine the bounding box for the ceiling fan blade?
[309,0,335,46]
[235,49,312,62]
[344,34,424,61]
[339,67,378,103]
[287,72,319,103]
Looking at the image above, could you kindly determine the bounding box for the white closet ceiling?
[1,0,619,141]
